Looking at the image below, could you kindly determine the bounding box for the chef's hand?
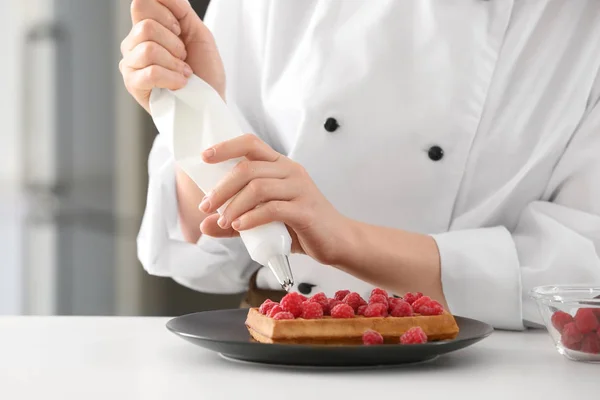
[119,0,226,113]
[198,134,351,265]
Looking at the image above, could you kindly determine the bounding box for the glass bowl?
[530,285,600,362]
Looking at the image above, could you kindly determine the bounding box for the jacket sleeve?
[433,74,600,330]
[136,0,270,293]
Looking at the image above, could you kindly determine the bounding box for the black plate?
[166,309,493,367]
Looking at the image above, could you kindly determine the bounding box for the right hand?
[120,0,226,113]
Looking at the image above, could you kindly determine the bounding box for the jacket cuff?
[432,226,524,330]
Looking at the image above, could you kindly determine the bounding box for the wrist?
[329,216,362,267]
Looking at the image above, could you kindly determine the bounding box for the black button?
[428,146,444,161]
[324,117,339,132]
[297,283,316,295]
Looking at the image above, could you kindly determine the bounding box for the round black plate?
[166,309,493,367]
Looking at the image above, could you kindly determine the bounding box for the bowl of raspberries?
[530,285,600,362]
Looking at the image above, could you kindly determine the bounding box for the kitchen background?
[0,0,244,316]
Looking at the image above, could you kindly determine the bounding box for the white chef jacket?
[137,0,600,330]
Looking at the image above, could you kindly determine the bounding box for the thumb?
[200,214,239,238]
[157,0,195,21]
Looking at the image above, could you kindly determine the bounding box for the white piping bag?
[149,75,294,291]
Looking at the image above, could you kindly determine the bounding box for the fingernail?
[203,148,215,159]
[172,22,181,36]
[217,215,228,229]
[231,219,241,230]
[183,64,192,77]
[199,197,210,213]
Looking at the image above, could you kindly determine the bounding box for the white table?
[0,317,597,399]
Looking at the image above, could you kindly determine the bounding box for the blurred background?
[0,0,244,316]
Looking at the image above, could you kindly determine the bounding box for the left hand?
[198,134,349,265]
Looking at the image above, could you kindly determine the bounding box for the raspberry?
[330,303,355,318]
[550,311,574,333]
[574,308,599,334]
[581,333,600,354]
[388,297,402,307]
[280,293,303,318]
[273,311,294,320]
[357,304,368,316]
[301,301,323,319]
[334,290,351,301]
[411,295,431,311]
[362,329,384,345]
[390,300,413,317]
[416,300,444,316]
[326,299,342,315]
[369,294,389,307]
[259,299,279,315]
[363,303,388,318]
[310,292,328,303]
[411,296,444,315]
[267,305,284,318]
[370,288,388,298]
[343,292,364,311]
[561,322,583,349]
[403,292,423,305]
[298,294,308,302]
[400,327,427,344]
[359,297,368,306]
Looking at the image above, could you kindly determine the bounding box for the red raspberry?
[259,300,279,315]
[390,300,414,317]
[388,297,402,307]
[411,295,431,310]
[581,333,600,354]
[326,299,342,315]
[301,301,324,319]
[357,305,368,316]
[267,305,284,318]
[561,322,583,349]
[551,311,574,333]
[273,311,294,320]
[574,308,599,334]
[298,294,308,302]
[363,303,388,318]
[416,300,444,316]
[362,329,384,345]
[403,292,423,305]
[330,303,355,318]
[343,292,364,311]
[370,288,388,298]
[310,292,327,303]
[309,292,329,313]
[400,327,427,344]
[334,290,351,301]
[280,293,303,318]
[369,294,389,307]
[359,297,368,306]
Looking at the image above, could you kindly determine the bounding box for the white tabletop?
[0,317,597,400]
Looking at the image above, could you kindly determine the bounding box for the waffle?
[245,307,460,345]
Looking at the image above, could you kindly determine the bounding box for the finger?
[124,64,188,91]
[199,161,290,214]
[231,201,310,232]
[130,0,181,36]
[156,0,194,21]
[122,19,187,60]
[124,41,191,75]
[200,214,239,238]
[217,178,299,229]
[202,134,282,164]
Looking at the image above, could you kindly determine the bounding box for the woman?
[120,0,600,329]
